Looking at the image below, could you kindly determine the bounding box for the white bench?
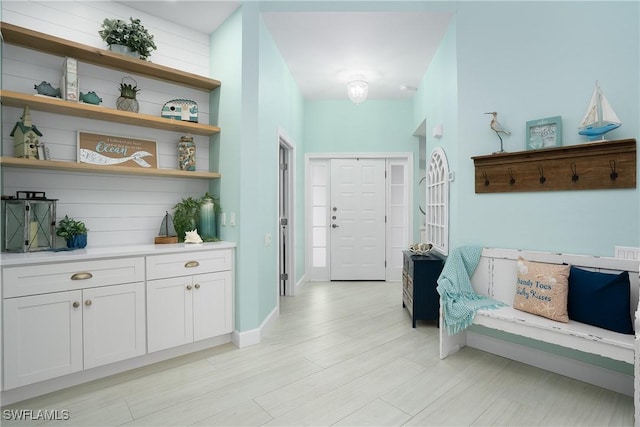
[439,248,639,420]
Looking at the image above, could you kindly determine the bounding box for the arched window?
[427,147,450,255]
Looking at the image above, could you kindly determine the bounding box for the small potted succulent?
[99,17,157,60]
[56,215,89,249]
[116,77,140,112]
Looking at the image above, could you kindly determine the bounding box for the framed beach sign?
[77,132,157,168]
[526,116,562,150]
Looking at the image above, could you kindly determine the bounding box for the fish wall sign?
[77,131,158,169]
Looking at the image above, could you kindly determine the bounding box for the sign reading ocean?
[77,132,157,168]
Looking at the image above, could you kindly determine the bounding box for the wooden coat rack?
[472,139,636,193]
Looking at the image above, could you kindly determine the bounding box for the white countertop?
[1,241,236,266]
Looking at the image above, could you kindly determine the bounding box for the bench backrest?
[470,248,640,317]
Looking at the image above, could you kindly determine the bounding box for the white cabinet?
[3,291,83,388]
[2,258,146,389]
[82,283,146,369]
[1,243,235,402]
[147,250,233,353]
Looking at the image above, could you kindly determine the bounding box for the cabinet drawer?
[3,257,145,298]
[146,249,233,280]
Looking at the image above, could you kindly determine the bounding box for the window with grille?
[426,147,449,255]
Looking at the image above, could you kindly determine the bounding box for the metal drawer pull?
[85,300,92,306]
[72,301,80,308]
[184,261,200,268]
[194,284,200,289]
[71,272,93,280]
[186,285,192,290]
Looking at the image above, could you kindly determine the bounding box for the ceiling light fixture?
[347,78,369,104]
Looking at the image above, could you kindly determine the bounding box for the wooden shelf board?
[472,139,636,193]
[1,22,220,91]
[0,157,221,179]
[1,91,220,136]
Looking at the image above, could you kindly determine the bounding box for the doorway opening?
[279,132,295,296]
[306,153,412,282]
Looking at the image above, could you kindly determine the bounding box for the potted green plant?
[56,215,89,249]
[173,196,201,243]
[98,17,157,60]
[126,18,157,60]
[173,193,221,243]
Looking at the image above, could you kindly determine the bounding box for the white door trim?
[305,152,413,282]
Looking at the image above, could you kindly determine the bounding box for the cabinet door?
[83,283,146,369]
[193,271,233,341]
[147,277,193,353]
[3,291,83,389]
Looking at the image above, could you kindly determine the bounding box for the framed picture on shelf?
[77,131,158,169]
[526,116,562,150]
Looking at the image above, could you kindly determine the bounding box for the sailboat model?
[578,81,621,141]
[154,211,178,244]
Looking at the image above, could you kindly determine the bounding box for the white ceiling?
[124,1,452,101]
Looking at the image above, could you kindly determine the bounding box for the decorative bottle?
[178,135,196,171]
[199,197,216,240]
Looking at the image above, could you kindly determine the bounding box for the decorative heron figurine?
[485,111,510,153]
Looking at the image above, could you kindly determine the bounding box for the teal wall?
[452,1,639,256]
[304,99,415,154]
[413,15,459,247]
[212,1,640,334]
[257,16,305,320]
[210,4,305,333]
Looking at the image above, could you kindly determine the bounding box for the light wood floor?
[2,281,634,426]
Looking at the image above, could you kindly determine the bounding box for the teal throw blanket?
[436,246,505,335]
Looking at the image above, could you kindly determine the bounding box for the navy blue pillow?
[568,266,633,335]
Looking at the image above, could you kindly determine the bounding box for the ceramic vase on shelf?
[178,135,196,171]
[67,234,87,249]
[199,198,216,241]
[109,44,140,58]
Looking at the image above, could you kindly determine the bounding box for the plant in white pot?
[99,17,157,60]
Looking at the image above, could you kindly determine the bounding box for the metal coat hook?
[538,165,546,184]
[570,162,579,183]
[483,171,490,186]
[508,168,516,186]
[609,160,618,181]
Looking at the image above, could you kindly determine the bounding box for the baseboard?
[232,306,279,348]
[295,274,307,293]
[467,331,633,396]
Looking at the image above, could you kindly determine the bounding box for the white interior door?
[330,158,386,280]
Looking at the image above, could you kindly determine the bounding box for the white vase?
[109,44,140,59]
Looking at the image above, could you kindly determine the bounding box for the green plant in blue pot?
[56,215,88,249]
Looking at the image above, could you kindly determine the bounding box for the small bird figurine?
[485,111,510,153]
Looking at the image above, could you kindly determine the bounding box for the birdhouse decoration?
[2,191,57,253]
[10,106,43,159]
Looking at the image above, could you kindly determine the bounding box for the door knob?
[84,300,92,306]
[332,224,339,228]
[332,207,337,212]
